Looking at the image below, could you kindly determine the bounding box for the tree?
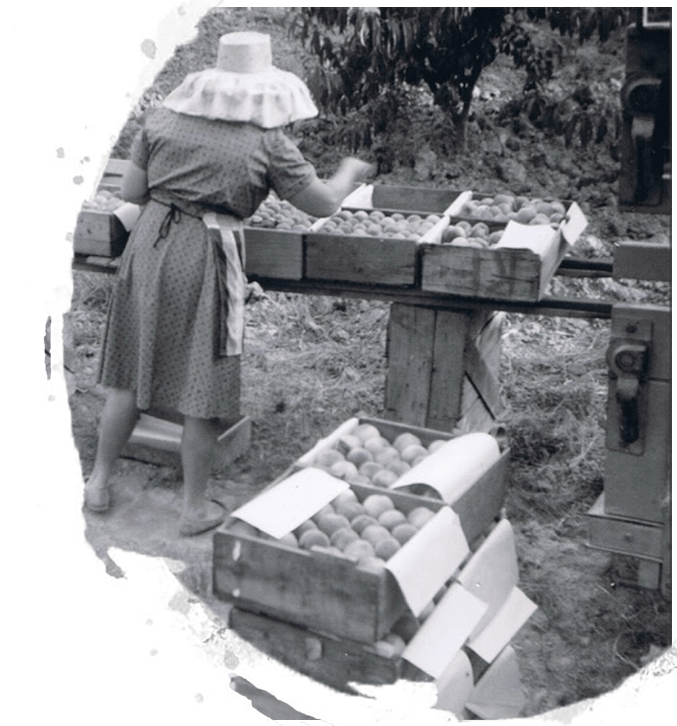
[289,8,631,154]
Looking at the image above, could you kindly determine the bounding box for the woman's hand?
[338,157,374,183]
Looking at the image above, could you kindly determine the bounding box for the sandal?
[84,480,110,513]
[179,499,228,537]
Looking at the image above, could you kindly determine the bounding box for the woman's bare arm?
[120,162,150,205]
[287,158,373,218]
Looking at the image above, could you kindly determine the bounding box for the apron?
[149,191,247,357]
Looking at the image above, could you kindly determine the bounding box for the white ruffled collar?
[162,67,318,129]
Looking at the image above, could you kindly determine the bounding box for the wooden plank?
[244,228,303,280]
[426,310,467,432]
[229,608,402,687]
[369,185,460,214]
[305,232,418,286]
[613,242,672,283]
[73,210,128,255]
[385,304,436,427]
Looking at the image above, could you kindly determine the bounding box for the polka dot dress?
[98,108,316,419]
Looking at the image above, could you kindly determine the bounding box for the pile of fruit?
[440,221,504,248]
[312,423,446,488]
[81,189,125,212]
[317,210,442,240]
[457,193,567,226]
[247,195,316,231]
[229,487,437,567]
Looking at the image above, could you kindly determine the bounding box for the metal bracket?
[605,317,652,455]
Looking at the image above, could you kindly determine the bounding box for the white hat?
[162,32,318,128]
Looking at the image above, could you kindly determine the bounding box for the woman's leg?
[179,416,225,528]
[85,388,139,510]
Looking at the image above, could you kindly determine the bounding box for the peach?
[387,459,411,477]
[278,532,299,548]
[359,461,384,479]
[330,460,359,479]
[392,522,418,545]
[315,449,345,467]
[363,436,389,455]
[408,506,436,529]
[378,509,407,530]
[361,524,392,546]
[332,489,358,508]
[346,447,374,467]
[353,423,380,441]
[337,434,361,453]
[228,521,258,537]
[374,447,400,466]
[428,439,447,454]
[299,529,331,550]
[363,494,395,518]
[400,444,428,464]
[330,527,360,550]
[393,432,422,453]
[343,539,376,562]
[294,520,318,537]
[371,469,399,488]
[374,536,401,560]
[335,500,366,520]
[317,513,352,536]
[350,514,379,535]
[357,556,387,573]
[312,504,335,522]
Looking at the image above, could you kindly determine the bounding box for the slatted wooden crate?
[385,305,505,434]
[214,482,449,644]
[74,210,129,257]
[420,197,588,302]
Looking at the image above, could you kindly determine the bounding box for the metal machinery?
[587,8,671,597]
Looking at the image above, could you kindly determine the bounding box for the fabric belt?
[149,192,247,357]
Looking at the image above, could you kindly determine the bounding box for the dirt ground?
[67,7,672,723]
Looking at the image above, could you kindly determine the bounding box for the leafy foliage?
[290,7,632,155]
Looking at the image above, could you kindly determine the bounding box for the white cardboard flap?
[434,649,475,716]
[444,190,473,217]
[465,645,525,721]
[494,220,557,256]
[340,183,374,209]
[230,467,349,539]
[386,507,469,617]
[466,586,538,664]
[402,582,488,679]
[390,433,501,505]
[113,202,142,231]
[456,518,519,640]
[561,201,588,245]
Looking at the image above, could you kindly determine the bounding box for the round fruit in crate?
[363,494,395,518]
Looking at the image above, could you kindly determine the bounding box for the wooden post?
[384,303,504,433]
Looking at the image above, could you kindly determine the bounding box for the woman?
[84,31,371,535]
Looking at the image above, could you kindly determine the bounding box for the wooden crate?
[228,607,412,687]
[420,230,568,302]
[420,199,587,302]
[214,483,448,644]
[73,209,129,257]
[122,413,251,470]
[305,230,419,286]
[385,305,504,433]
[244,227,304,280]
